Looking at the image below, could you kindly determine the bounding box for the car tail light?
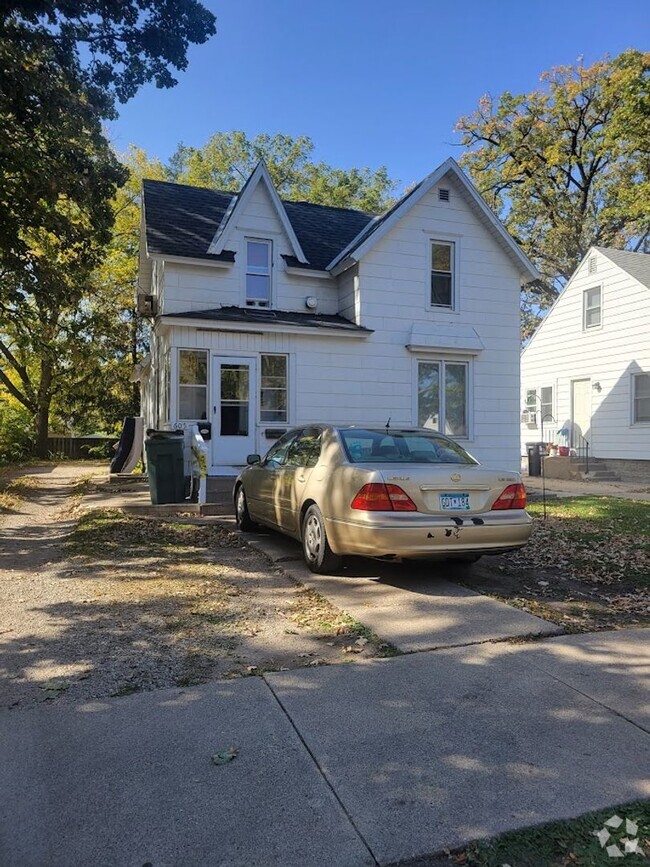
[492,483,527,510]
[351,483,417,512]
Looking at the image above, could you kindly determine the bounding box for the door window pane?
[178,350,207,420]
[445,364,467,437]
[261,355,288,423]
[220,364,249,436]
[263,431,298,468]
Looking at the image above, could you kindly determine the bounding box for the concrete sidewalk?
[1,629,648,866]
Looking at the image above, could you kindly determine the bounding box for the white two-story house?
[136,158,538,475]
[520,246,650,481]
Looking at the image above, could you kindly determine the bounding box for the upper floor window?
[583,286,601,329]
[178,349,208,420]
[430,240,455,309]
[246,239,272,307]
[633,373,650,424]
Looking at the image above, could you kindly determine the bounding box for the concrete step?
[582,471,621,481]
[200,502,233,516]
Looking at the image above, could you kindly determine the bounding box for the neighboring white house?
[520,246,650,481]
[136,158,538,476]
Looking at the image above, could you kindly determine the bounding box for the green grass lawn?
[457,800,650,866]
[464,496,650,631]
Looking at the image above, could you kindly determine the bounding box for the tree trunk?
[34,356,53,459]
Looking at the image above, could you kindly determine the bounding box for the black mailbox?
[264,428,287,440]
[198,421,212,441]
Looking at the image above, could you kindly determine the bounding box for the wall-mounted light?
[592,381,602,392]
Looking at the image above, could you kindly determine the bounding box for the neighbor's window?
[246,239,272,306]
[417,360,468,437]
[430,240,455,308]
[540,387,553,425]
[260,354,288,423]
[178,349,208,420]
[633,373,650,423]
[583,286,602,329]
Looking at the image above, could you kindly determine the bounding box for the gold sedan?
[234,426,532,573]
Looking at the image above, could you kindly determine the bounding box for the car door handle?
[296,476,306,483]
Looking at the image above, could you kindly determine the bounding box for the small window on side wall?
[246,239,271,307]
[430,240,454,309]
[179,349,208,420]
[583,286,602,329]
[633,373,650,424]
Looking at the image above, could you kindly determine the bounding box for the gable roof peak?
[207,160,308,263]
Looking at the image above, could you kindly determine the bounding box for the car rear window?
[338,429,477,465]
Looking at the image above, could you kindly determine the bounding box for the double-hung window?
[178,349,208,420]
[246,239,272,307]
[633,373,650,424]
[417,360,468,437]
[540,387,553,425]
[260,354,288,423]
[583,286,602,329]
[430,241,455,309]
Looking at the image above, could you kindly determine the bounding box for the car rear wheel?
[235,485,257,532]
[302,504,342,574]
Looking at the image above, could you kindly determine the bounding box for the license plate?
[440,493,470,511]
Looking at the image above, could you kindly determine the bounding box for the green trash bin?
[145,429,186,505]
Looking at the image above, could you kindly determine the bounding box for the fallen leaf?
[211,747,238,766]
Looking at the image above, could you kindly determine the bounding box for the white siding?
[520,249,650,459]
[143,168,526,473]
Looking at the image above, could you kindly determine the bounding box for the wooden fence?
[46,436,117,460]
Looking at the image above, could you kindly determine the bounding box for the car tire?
[235,485,257,532]
[302,504,342,574]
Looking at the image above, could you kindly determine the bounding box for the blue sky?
[109,0,649,189]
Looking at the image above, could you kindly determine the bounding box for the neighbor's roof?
[595,247,650,290]
[142,178,374,271]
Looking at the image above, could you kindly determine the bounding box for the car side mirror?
[246,453,261,465]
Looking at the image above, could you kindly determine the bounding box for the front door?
[212,357,256,471]
[571,378,591,447]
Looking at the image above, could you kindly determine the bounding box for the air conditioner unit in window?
[521,410,537,424]
[137,294,156,317]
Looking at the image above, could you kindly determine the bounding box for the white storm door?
[571,379,591,446]
[212,357,256,468]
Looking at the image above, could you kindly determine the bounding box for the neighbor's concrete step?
[583,471,621,481]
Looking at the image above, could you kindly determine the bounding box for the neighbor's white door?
[571,378,591,446]
[212,357,256,470]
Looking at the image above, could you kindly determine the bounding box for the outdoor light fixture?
[593,381,602,392]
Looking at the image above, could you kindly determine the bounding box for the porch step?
[200,503,233,517]
[583,470,621,481]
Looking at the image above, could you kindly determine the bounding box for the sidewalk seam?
[515,656,650,737]
[262,676,380,867]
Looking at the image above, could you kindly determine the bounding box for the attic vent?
[588,255,597,274]
[438,188,450,202]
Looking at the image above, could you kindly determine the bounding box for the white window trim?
[583,284,603,331]
[259,353,289,425]
[423,232,461,315]
[244,238,273,308]
[177,348,209,421]
[413,356,472,440]
[631,371,650,426]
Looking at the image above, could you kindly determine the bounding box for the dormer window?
[246,239,272,307]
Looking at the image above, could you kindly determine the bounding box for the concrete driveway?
[242,526,561,651]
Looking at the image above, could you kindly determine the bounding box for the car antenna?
[385,416,391,430]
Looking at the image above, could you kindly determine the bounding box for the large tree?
[168,132,398,213]
[456,50,650,336]
[0,1,216,455]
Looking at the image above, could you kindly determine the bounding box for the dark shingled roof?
[161,306,372,333]
[142,179,375,270]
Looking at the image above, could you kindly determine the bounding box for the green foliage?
[464,800,650,866]
[456,50,650,338]
[167,131,398,213]
[0,1,215,455]
[0,398,33,464]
